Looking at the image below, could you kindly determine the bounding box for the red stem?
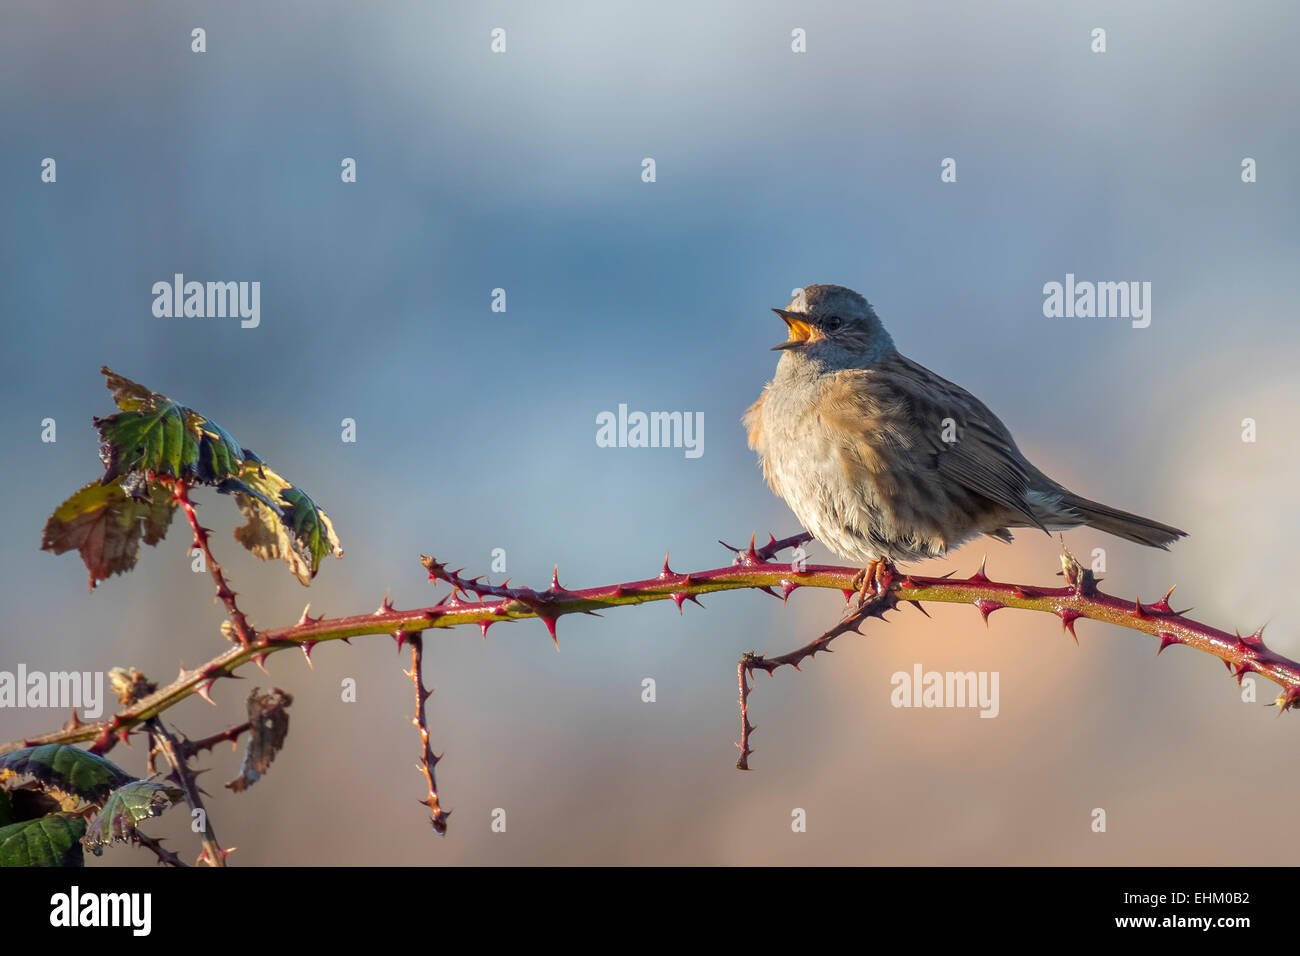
[161,476,255,646]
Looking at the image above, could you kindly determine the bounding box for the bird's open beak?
[771,308,819,350]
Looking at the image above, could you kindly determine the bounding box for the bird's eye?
[822,315,843,332]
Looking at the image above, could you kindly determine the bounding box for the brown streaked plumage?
[744,284,1185,585]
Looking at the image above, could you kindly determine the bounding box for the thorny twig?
[132,831,188,867]
[146,717,230,867]
[178,721,252,761]
[737,594,890,769]
[160,476,256,647]
[8,535,1300,838]
[402,631,449,834]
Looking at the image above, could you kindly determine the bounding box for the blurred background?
[1,0,1298,865]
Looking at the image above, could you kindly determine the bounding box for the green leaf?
[93,367,250,485]
[223,463,343,585]
[0,813,86,867]
[0,745,135,804]
[83,780,182,853]
[40,478,177,588]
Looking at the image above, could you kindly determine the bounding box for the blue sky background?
[2,0,1298,864]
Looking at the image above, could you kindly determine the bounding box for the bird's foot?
[852,559,896,606]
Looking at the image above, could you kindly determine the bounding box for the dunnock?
[744,284,1185,594]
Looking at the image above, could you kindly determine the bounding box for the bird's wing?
[822,356,1049,532]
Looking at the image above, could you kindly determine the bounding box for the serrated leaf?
[223,463,342,585]
[83,780,182,852]
[93,367,251,486]
[0,745,135,804]
[227,687,293,793]
[40,478,177,588]
[0,813,86,867]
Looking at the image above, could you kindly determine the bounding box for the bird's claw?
[854,560,895,607]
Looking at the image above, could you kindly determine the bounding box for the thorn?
[1239,626,1268,650]
[252,652,270,673]
[671,592,687,612]
[780,580,799,602]
[550,566,563,591]
[393,630,408,652]
[479,620,492,640]
[1057,608,1082,644]
[900,575,918,589]
[1232,661,1257,685]
[1150,585,1177,615]
[195,680,217,706]
[969,556,990,583]
[660,552,674,578]
[718,539,739,554]
[973,599,1003,624]
[1130,596,1150,619]
[376,590,394,614]
[1012,585,1037,599]
[1156,632,1182,655]
[906,600,931,618]
[541,615,559,649]
[301,641,317,667]
[746,533,758,563]
[611,583,626,597]
[296,603,319,626]
[841,589,855,603]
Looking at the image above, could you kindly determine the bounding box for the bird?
[743,284,1185,598]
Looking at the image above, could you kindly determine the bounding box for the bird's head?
[770,284,895,369]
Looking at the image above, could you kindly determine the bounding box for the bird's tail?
[1059,494,1187,549]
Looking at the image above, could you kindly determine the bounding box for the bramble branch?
[132,831,187,868]
[7,536,1296,758]
[146,717,229,867]
[7,535,1298,840]
[178,720,251,762]
[403,631,449,834]
[161,476,256,647]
